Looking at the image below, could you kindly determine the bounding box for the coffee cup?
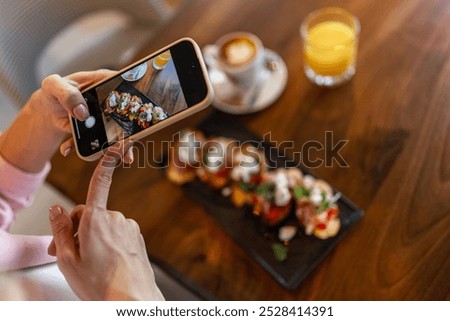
[204,32,265,88]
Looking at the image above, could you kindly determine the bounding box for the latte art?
[221,38,257,66]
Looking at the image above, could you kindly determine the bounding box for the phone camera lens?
[84,116,96,129]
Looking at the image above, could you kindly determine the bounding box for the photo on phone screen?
[72,39,211,159]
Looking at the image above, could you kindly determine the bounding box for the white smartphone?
[71,38,214,161]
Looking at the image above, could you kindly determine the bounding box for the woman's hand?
[39,71,112,128]
[0,70,133,173]
[48,142,164,301]
[37,70,115,156]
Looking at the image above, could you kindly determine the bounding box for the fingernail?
[63,147,72,157]
[73,104,89,121]
[124,152,134,164]
[49,205,62,220]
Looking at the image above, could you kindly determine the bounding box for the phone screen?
[72,40,209,158]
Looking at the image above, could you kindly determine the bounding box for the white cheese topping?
[231,149,260,183]
[303,175,315,189]
[108,93,118,107]
[273,170,291,206]
[205,155,223,173]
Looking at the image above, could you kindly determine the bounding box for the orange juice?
[304,21,356,76]
[153,51,172,70]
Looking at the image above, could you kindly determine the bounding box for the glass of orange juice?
[301,7,360,87]
[152,50,172,70]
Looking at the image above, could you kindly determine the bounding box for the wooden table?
[47,0,450,300]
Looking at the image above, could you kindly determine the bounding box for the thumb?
[48,205,77,260]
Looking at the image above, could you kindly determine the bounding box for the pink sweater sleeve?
[0,154,56,271]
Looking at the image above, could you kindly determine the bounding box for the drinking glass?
[152,50,172,70]
[300,7,360,87]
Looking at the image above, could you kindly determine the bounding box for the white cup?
[204,32,265,88]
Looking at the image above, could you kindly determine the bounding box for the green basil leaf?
[272,242,288,262]
[293,186,310,199]
[256,183,274,197]
[317,191,330,212]
[240,182,250,192]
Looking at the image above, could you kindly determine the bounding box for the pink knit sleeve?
[0,154,56,271]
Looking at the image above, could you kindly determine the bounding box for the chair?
[0,0,184,109]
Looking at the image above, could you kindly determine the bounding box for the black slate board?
[180,111,364,290]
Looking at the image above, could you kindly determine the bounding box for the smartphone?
[71,38,213,161]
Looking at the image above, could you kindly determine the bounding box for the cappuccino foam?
[221,38,257,66]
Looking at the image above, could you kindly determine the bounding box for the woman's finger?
[124,145,134,164]
[48,204,86,256]
[41,74,89,122]
[85,140,133,210]
[65,69,116,91]
[60,138,75,157]
[48,205,77,260]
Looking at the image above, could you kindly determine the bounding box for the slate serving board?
[179,111,364,290]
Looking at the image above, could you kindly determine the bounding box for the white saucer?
[121,62,148,82]
[206,49,288,115]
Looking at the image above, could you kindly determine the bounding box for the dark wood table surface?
[47,0,450,300]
